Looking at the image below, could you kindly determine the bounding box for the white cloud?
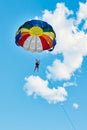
[73,103,79,109]
[42,2,87,81]
[24,75,67,104]
[63,81,77,88]
[46,59,71,80]
[76,2,87,27]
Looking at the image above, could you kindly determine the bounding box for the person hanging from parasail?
[15,19,57,72]
[34,59,40,72]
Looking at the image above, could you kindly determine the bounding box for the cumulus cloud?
[24,75,67,103]
[46,59,71,80]
[42,2,87,81]
[73,103,79,109]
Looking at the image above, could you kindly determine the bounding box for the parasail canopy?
[15,19,56,52]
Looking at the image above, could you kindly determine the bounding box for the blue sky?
[0,0,87,130]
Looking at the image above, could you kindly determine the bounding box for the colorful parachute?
[15,20,56,52]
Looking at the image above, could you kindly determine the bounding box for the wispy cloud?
[63,81,77,87]
[73,103,79,109]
